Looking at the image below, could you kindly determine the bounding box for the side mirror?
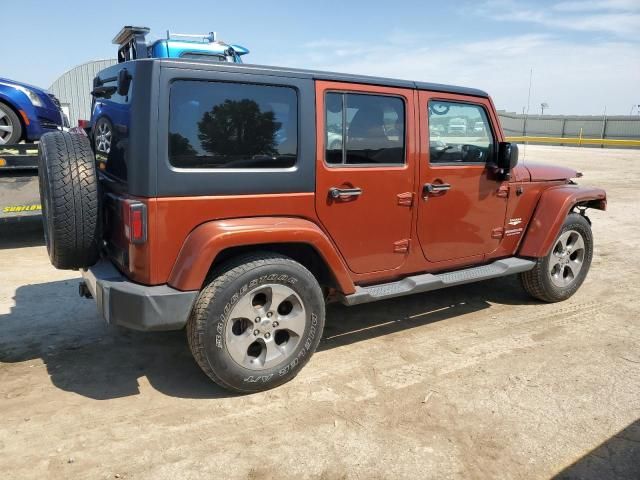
[117,68,132,96]
[91,86,117,98]
[497,142,518,179]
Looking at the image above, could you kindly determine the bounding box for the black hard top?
[152,58,490,98]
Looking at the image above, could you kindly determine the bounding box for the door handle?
[423,183,451,198]
[329,187,363,199]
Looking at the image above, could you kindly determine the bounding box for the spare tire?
[38,131,101,270]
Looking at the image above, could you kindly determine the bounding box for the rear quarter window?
[169,80,298,169]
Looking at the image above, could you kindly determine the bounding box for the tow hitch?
[79,281,93,299]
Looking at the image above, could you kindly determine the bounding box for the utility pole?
[601,106,607,148]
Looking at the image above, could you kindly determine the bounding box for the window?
[169,81,297,169]
[427,100,494,164]
[179,53,227,62]
[326,92,405,165]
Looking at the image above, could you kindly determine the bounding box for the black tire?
[187,252,326,393]
[520,213,593,302]
[0,102,22,144]
[38,131,101,270]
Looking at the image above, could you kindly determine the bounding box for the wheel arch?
[167,217,356,294]
[519,185,606,258]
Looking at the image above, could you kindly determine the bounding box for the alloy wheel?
[225,283,306,370]
[0,109,14,145]
[549,229,586,288]
[95,121,112,154]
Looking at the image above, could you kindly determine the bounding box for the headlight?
[0,82,44,107]
[16,85,44,107]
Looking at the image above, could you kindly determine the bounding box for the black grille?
[38,117,61,129]
[48,94,61,108]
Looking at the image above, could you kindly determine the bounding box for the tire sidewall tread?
[187,252,325,393]
[38,131,100,270]
[520,213,593,302]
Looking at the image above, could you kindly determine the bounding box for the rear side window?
[427,100,494,164]
[169,81,297,169]
[326,92,405,165]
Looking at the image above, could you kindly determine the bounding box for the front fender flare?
[167,217,356,294]
[519,185,606,258]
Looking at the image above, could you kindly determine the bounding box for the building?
[49,59,116,127]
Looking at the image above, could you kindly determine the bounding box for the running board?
[340,257,535,306]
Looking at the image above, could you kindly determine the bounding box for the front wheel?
[0,102,22,145]
[187,253,325,393]
[520,213,593,302]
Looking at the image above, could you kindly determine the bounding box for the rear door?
[417,91,509,263]
[314,81,416,274]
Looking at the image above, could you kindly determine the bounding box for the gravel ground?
[1,145,639,479]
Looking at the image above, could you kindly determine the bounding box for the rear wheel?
[187,253,325,393]
[0,102,22,145]
[520,213,593,302]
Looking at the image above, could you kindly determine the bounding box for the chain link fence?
[498,111,640,148]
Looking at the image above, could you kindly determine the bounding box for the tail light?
[77,119,90,129]
[122,200,147,244]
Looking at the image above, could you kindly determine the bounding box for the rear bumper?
[81,259,198,331]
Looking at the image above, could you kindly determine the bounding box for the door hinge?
[491,227,504,239]
[397,192,414,206]
[393,239,410,253]
[497,185,509,198]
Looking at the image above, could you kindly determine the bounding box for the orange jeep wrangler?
[38,59,606,392]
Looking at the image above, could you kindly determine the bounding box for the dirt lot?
[1,145,639,479]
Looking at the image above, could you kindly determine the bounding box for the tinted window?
[325,92,405,165]
[169,81,297,169]
[428,101,494,164]
[180,53,227,62]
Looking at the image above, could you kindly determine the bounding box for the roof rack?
[112,26,150,46]
[166,31,218,43]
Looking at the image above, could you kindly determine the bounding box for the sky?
[3,0,639,115]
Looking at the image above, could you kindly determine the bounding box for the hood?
[521,162,579,182]
[0,77,49,95]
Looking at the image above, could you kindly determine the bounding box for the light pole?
[540,102,549,115]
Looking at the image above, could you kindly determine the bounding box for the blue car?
[0,78,66,145]
[91,27,249,161]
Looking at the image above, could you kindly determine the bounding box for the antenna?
[522,68,533,162]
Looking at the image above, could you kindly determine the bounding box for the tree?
[169,132,197,158]
[197,99,280,158]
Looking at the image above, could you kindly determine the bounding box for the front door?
[315,81,415,274]
[417,91,509,263]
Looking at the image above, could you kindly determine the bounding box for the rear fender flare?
[519,185,606,258]
[167,217,356,294]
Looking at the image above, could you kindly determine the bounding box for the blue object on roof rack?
[112,26,249,64]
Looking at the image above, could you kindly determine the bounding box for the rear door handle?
[329,187,362,199]
[423,183,451,198]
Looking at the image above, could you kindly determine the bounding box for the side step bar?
[340,257,535,306]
